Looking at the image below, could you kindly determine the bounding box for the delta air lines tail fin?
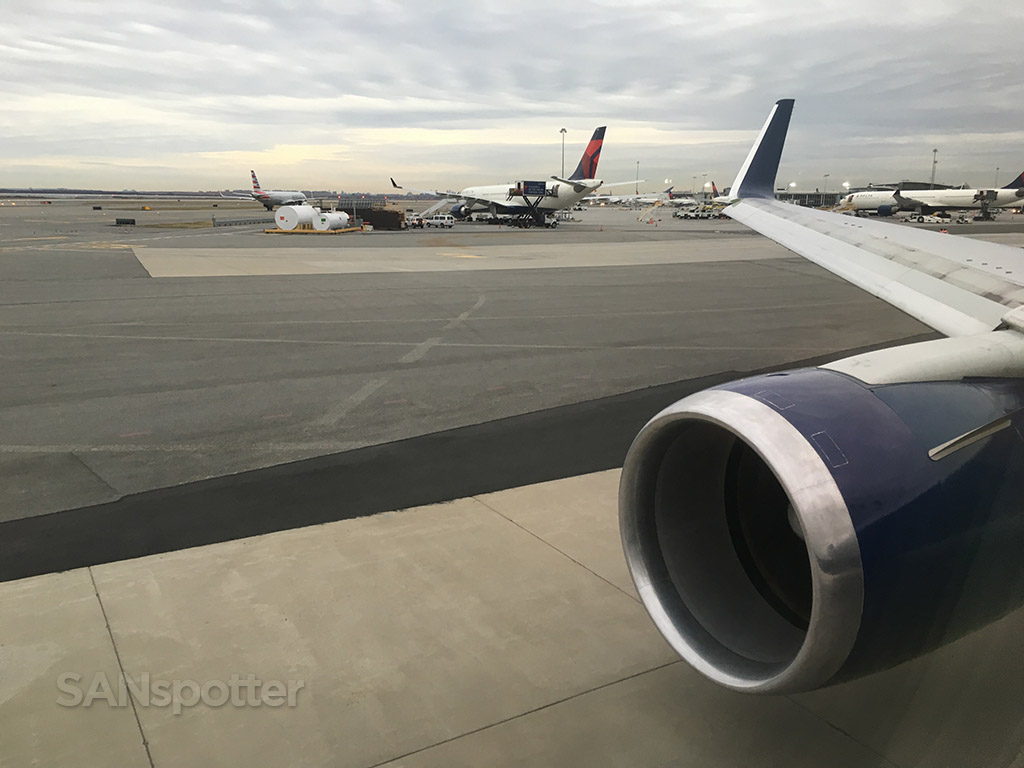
[568,127,606,181]
[1002,169,1024,190]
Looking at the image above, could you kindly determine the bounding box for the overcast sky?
[2,0,1023,193]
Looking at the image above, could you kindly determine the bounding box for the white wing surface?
[724,100,1024,338]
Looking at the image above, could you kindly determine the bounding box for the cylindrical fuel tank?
[312,211,351,231]
[276,205,316,230]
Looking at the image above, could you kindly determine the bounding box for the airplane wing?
[619,97,1024,698]
[723,99,1021,338]
[390,177,447,197]
[595,179,648,190]
[548,176,646,194]
[389,178,462,217]
[893,189,926,209]
[390,177,488,208]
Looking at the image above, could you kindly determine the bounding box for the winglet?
[390,177,402,189]
[729,99,794,200]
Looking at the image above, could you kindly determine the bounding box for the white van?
[426,214,455,228]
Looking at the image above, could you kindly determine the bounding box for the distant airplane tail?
[1002,170,1024,189]
[711,181,720,197]
[251,170,262,193]
[568,127,606,181]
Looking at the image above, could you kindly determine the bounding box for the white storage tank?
[312,211,351,231]
[276,205,317,231]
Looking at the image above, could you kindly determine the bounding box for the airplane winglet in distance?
[620,96,1024,696]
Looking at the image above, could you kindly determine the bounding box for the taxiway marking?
[312,378,389,428]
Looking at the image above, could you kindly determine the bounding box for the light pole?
[995,167,1000,187]
[930,149,938,189]
[702,172,707,200]
[636,161,640,195]
[823,173,830,196]
[692,175,697,194]
[560,128,567,179]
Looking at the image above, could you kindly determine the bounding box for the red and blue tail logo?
[1003,169,1024,189]
[251,170,262,193]
[569,127,606,180]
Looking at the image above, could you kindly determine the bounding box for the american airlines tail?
[251,170,262,193]
[568,127,606,181]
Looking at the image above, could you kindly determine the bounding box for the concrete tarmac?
[1,471,1021,768]
[1,199,1022,765]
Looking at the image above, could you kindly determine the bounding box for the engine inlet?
[619,388,864,693]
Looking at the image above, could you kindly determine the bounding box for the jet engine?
[450,203,470,219]
[620,358,1024,693]
[876,204,895,217]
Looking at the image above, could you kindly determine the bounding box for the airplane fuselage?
[457,180,600,216]
[253,190,307,210]
[843,187,1024,212]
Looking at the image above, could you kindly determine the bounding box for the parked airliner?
[223,171,307,210]
[840,172,1024,215]
[391,128,639,227]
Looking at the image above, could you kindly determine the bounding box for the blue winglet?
[729,99,794,200]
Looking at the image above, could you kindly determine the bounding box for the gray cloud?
[2,0,1022,190]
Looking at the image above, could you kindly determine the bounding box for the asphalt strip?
[0,333,936,582]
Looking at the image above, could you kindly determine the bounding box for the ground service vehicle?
[426,214,455,228]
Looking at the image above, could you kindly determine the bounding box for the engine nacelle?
[620,366,1024,693]
[876,204,895,217]
[450,203,470,219]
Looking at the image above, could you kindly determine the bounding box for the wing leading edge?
[724,100,1024,338]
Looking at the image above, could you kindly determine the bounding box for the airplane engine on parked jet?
[619,350,1024,694]
[450,203,470,219]
[876,205,895,217]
